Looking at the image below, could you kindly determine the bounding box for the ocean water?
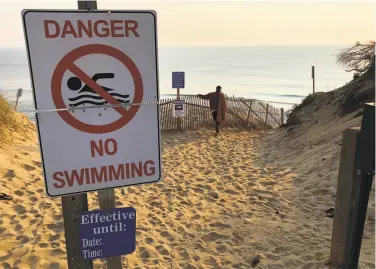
[0,46,353,121]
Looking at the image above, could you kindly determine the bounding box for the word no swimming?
[44,20,140,39]
[81,211,135,225]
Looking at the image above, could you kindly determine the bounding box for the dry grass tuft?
[0,93,24,143]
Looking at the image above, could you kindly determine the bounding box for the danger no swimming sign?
[22,10,161,197]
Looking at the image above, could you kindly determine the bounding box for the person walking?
[198,85,228,135]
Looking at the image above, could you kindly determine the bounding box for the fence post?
[246,100,253,127]
[330,103,375,269]
[265,104,269,126]
[312,66,315,93]
[329,128,360,268]
[98,190,122,268]
[14,88,23,111]
[177,88,182,131]
[61,2,97,269]
[280,108,284,125]
[82,1,122,268]
[62,194,93,269]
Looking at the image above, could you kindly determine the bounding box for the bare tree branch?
[336,41,375,76]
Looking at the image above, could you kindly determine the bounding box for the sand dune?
[0,115,374,269]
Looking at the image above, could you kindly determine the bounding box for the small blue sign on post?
[80,207,136,259]
[172,71,185,89]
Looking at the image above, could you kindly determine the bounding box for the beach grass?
[0,93,16,140]
[0,94,32,144]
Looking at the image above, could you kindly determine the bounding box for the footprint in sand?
[1,263,12,269]
[145,237,154,244]
[22,164,36,171]
[48,262,61,269]
[50,242,60,248]
[196,178,205,183]
[47,223,64,233]
[196,184,212,191]
[192,214,201,220]
[39,243,48,248]
[29,219,39,225]
[178,249,191,261]
[33,234,41,243]
[19,214,29,220]
[0,253,13,263]
[33,177,42,183]
[12,246,29,259]
[216,245,228,253]
[49,234,60,242]
[50,249,65,256]
[207,178,216,183]
[26,190,35,196]
[224,189,241,196]
[29,209,38,214]
[53,214,63,222]
[203,232,230,242]
[262,180,277,186]
[14,205,26,214]
[14,224,23,233]
[192,187,205,194]
[209,222,232,229]
[14,190,24,197]
[138,247,151,259]
[32,161,42,167]
[156,245,169,256]
[40,202,52,210]
[27,256,39,268]
[4,169,16,179]
[234,184,244,192]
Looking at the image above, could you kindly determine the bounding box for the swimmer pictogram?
[51,44,144,134]
[67,73,130,107]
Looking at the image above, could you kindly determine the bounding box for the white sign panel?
[172,100,186,118]
[22,10,161,197]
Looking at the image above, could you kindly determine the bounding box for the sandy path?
[0,128,373,268]
[256,112,375,269]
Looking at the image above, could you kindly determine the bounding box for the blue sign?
[80,207,136,259]
[172,72,185,89]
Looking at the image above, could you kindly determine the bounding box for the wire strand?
[17,98,298,114]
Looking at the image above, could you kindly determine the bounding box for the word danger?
[44,20,140,38]
[52,139,155,188]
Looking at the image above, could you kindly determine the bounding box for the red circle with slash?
[51,44,143,134]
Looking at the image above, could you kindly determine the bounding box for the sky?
[0,0,374,47]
